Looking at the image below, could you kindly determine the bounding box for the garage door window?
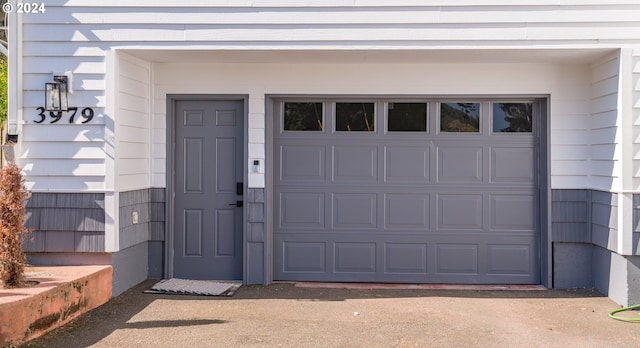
[492,102,533,133]
[440,103,480,133]
[336,102,375,132]
[387,102,427,132]
[284,102,323,131]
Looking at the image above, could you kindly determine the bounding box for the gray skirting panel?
[24,189,166,279]
[246,188,266,284]
[119,188,165,249]
[119,188,165,279]
[551,189,617,249]
[633,195,640,255]
[23,188,627,289]
[24,192,105,252]
[551,189,619,289]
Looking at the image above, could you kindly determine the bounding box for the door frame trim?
[165,94,249,280]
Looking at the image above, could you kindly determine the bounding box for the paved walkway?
[22,280,640,348]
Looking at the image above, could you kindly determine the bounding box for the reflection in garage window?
[388,103,427,132]
[440,103,480,132]
[284,102,323,131]
[492,103,533,133]
[336,102,375,132]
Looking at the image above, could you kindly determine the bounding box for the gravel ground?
[20,279,640,348]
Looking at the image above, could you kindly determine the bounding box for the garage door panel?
[280,145,325,182]
[335,243,377,273]
[280,192,325,229]
[384,146,430,183]
[487,244,531,275]
[384,194,430,229]
[437,146,483,183]
[490,194,536,231]
[332,193,377,229]
[384,243,428,274]
[491,147,535,183]
[275,233,538,283]
[332,146,377,182]
[437,194,483,230]
[283,241,326,273]
[436,244,479,275]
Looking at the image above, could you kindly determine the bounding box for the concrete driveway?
[22,280,640,348]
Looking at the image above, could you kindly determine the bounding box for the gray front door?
[173,99,243,280]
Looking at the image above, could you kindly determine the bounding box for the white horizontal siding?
[552,161,590,175]
[20,123,106,191]
[117,126,150,144]
[550,114,590,131]
[551,131,590,146]
[632,50,640,190]
[32,7,640,25]
[22,3,640,46]
[118,159,150,176]
[21,23,640,45]
[22,74,105,91]
[25,176,107,191]
[19,5,108,191]
[23,92,106,110]
[591,110,618,129]
[150,116,166,188]
[22,57,105,73]
[20,142,105,159]
[22,160,105,176]
[118,94,149,117]
[552,145,590,161]
[115,53,151,192]
[21,124,105,142]
[590,54,620,191]
[22,43,107,58]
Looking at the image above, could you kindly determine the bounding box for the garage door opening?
[271,97,547,284]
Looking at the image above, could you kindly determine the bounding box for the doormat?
[145,278,242,296]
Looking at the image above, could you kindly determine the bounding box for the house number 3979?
[35,107,95,124]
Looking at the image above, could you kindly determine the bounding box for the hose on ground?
[609,304,640,322]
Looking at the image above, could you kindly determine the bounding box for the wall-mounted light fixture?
[45,75,69,111]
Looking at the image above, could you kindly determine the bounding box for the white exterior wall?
[16,1,640,192]
[10,1,640,258]
[151,61,591,189]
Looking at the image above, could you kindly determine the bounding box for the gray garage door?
[273,99,540,284]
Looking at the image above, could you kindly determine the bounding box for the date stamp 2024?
[3,2,46,14]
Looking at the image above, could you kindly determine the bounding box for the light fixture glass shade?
[58,80,69,111]
[45,76,69,111]
[45,82,61,111]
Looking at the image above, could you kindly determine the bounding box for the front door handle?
[228,200,243,208]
